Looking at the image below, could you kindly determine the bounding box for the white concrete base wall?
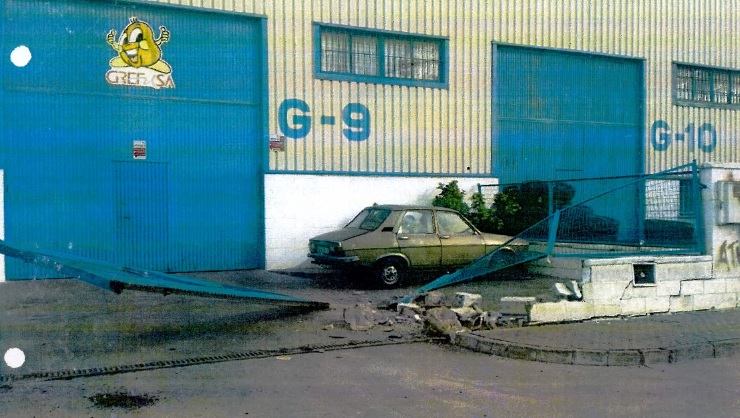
[529,255,740,324]
[526,161,740,324]
[264,174,490,270]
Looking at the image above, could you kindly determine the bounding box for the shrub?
[431,180,578,235]
[432,180,470,215]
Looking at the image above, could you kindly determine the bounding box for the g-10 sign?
[651,120,717,153]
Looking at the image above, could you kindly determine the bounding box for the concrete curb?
[454,332,740,366]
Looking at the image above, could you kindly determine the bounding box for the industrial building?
[1,0,739,280]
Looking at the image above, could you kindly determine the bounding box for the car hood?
[310,228,370,242]
[481,233,528,247]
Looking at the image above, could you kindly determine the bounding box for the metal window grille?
[321,31,350,73]
[731,75,740,104]
[676,66,693,101]
[351,35,377,76]
[317,25,444,86]
[676,64,740,108]
[413,41,440,81]
[713,71,730,104]
[385,39,413,79]
[693,68,711,102]
[384,39,440,81]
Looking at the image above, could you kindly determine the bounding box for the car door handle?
[440,235,450,239]
[398,236,409,240]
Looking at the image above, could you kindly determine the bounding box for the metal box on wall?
[717,181,740,225]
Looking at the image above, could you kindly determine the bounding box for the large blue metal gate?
[0,0,267,278]
[494,45,644,242]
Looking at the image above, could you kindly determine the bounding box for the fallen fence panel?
[0,239,329,309]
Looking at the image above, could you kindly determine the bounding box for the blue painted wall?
[1,0,266,277]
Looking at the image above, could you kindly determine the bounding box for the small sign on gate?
[133,140,147,160]
[269,134,286,151]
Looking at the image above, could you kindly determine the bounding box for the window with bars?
[315,24,447,88]
[674,63,740,109]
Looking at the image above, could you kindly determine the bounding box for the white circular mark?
[4,348,26,369]
[10,45,32,67]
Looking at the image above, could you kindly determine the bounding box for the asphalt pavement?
[0,269,738,382]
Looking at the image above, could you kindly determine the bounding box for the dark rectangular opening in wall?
[633,263,656,285]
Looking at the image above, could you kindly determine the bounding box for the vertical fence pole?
[546,210,560,255]
[691,160,706,254]
[637,175,646,247]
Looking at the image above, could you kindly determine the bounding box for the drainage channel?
[0,336,434,384]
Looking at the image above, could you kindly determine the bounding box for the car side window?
[437,211,473,235]
[398,210,434,234]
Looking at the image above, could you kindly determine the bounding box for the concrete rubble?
[341,301,424,332]
[342,291,544,341]
[407,291,538,340]
[342,304,378,331]
[342,283,589,337]
[343,291,508,339]
[553,280,583,301]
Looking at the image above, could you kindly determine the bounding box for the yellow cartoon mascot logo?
[105,17,175,89]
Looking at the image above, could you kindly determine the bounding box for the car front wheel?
[374,258,407,288]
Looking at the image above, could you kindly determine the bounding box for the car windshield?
[346,208,391,231]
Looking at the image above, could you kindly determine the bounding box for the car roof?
[365,204,459,212]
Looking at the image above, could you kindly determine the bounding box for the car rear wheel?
[374,258,407,288]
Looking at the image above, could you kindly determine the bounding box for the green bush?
[493,181,576,235]
[431,181,469,215]
[431,180,576,235]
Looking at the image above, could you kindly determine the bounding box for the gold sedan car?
[308,205,528,287]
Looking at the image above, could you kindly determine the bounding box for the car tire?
[374,258,407,288]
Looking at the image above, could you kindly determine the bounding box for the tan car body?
[308,205,528,287]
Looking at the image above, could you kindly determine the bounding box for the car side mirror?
[382,226,394,232]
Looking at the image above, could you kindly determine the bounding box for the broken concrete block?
[568,280,583,300]
[497,316,527,328]
[396,302,423,317]
[452,307,491,329]
[451,307,479,323]
[527,301,569,323]
[424,307,464,337]
[500,296,537,316]
[453,292,482,308]
[554,282,574,299]
[415,291,446,308]
[528,301,595,324]
[377,318,395,326]
[480,311,500,329]
[343,304,376,331]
